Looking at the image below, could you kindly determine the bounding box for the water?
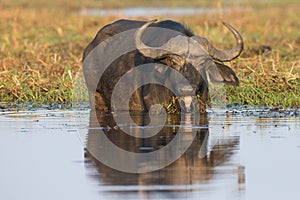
[0,109,300,200]
[79,7,246,17]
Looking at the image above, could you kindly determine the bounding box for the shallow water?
[79,7,247,17]
[0,109,300,200]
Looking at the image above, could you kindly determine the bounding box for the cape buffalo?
[82,19,243,113]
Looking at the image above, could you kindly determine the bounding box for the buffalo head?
[134,20,243,112]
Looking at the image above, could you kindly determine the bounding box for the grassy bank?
[0,1,299,108]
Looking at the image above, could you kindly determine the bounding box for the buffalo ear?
[206,61,239,86]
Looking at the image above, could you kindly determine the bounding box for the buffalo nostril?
[180,96,194,113]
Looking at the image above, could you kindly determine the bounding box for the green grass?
[0,0,299,108]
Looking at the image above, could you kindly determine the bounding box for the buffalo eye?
[169,55,185,67]
[171,59,177,66]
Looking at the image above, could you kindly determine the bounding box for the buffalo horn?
[135,19,174,59]
[198,22,244,62]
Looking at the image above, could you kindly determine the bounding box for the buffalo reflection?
[84,110,239,195]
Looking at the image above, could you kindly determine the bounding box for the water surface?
[79,7,246,17]
[0,109,299,200]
